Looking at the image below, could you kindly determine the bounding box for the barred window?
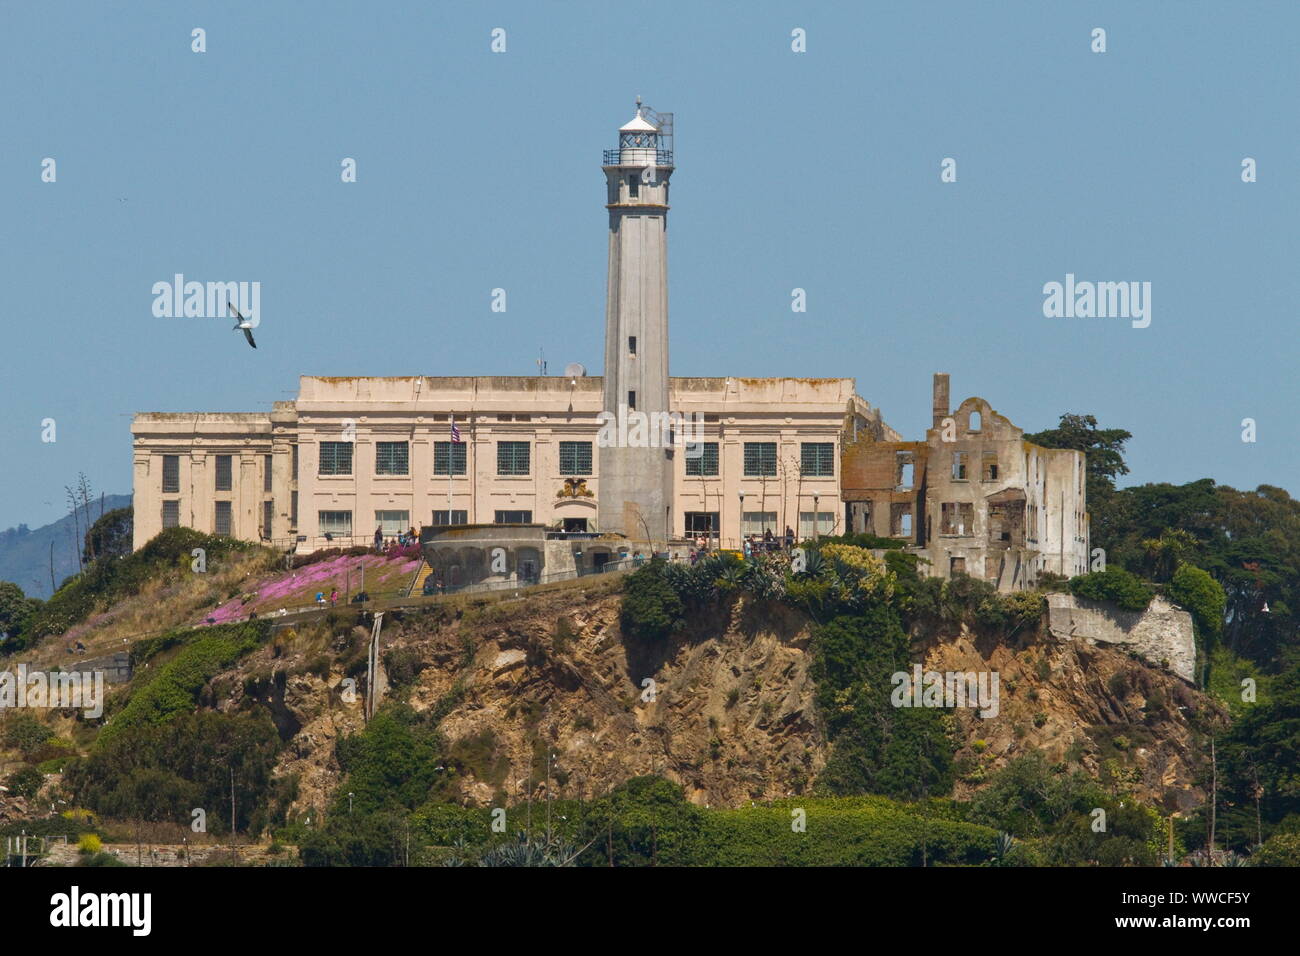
[214,501,232,536]
[432,510,468,526]
[262,500,273,538]
[743,442,777,477]
[162,455,180,493]
[215,455,232,491]
[319,442,353,476]
[800,442,834,477]
[376,441,409,476]
[374,510,409,535]
[558,441,592,476]
[497,441,530,476]
[292,444,299,480]
[264,454,273,492]
[318,510,352,537]
[290,491,298,527]
[161,500,179,528]
[494,510,533,524]
[433,442,467,476]
[686,442,719,477]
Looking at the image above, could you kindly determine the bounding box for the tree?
[83,507,133,566]
[1025,413,1132,550]
[0,581,40,651]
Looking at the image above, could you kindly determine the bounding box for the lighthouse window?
[628,175,639,198]
[628,336,637,355]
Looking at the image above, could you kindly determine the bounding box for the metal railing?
[603,148,674,166]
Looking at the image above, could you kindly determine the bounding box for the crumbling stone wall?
[1046,593,1196,684]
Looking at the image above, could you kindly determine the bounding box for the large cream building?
[130,103,1087,591]
[132,104,895,555]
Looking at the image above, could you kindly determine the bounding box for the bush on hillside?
[620,559,684,641]
[1169,563,1226,639]
[1068,567,1154,613]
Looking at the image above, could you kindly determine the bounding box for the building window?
[215,455,232,492]
[214,501,232,536]
[684,512,719,537]
[890,502,913,537]
[742,511,778,536]
[292,444,299,480]
[628,336,637,355]
[162,455,180,493]
[434,442,467,476]
[318,510,352,538]
[743,442,777,477]
[558,441,593,476]
[981,452,999,481]
[497,441,530,476]
[951,556,967,575]
[627,390,636,411]
[262,500,273,538]
[161,500,179,528]
[375,510,409,536]
[319,442,353,476]
[952,452,968,480]
[264,454,273,492]
[290,491,298,528]
[432,510,468,526]
[628,174,639,198]
[940,502,974,536]
[798,511,836,538]
[376,441,409,476]
[494,510,533,524]
[800,442,834,477]
[685,441,719,476]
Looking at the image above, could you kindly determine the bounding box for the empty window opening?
[627,390,636,411]
[890,502,913,538]
[981,452,999,481]
[896,452,914,490]
[628,336,637,355]
[969,411,982,431]
[952,452,968,480]
[940,502,974,536]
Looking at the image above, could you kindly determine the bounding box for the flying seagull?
[228,301,257,349]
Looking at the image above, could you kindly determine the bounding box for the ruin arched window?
[969,410,982,432]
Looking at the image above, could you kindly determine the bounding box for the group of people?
[684,526,798,563]
[373,526,420,551]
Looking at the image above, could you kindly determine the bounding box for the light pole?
[348,792,354,815]
[737,490,746,551]
[813,492,820,541]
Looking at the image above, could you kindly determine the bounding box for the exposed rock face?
[196,579,1217,819]
[1045,594,1197,683]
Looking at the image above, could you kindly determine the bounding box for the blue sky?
[2,1,1297,532]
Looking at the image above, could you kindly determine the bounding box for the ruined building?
[841,374,1089,591]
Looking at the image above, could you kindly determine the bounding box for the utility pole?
[1209,736,1218,861]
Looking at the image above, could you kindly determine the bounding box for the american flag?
[450,416,462,443]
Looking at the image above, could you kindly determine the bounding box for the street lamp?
[813,492,820,541]
[348,792,354,814]
[738,489,746,550]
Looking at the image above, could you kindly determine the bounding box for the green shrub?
[620,559,684,641]
[1169,563,1226,639]
[1252,831,1300,866]
[96,620,267,746]
[4,765,44,798]
[1068,568,1153,612]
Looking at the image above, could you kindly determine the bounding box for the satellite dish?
[563,363,586,380]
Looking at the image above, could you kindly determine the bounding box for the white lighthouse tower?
[598,99,675,544]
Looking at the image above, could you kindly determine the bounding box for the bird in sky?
[228,301,257,349]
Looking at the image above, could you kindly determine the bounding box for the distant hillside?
[0,494,131,599]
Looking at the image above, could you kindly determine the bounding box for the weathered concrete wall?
[1046,593,1196,684]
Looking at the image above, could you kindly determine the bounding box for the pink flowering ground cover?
[197,553,422,625]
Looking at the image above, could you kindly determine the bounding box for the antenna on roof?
[536,348,547,376]
[563,362,586,387]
